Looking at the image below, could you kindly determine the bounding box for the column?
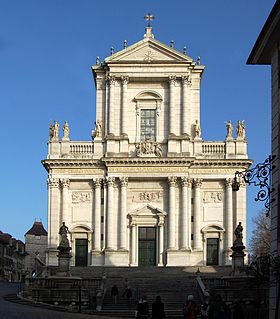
[48,178,60,248]
[193,178,203,250]
[121,76,129,136]
[169,76,176,136]
[225,178,233,249]
[158,220,164,266]
[106,177,116,250]
[107,76,115,135]
[93,178,102,251]
[168,176,177,249]
[181,177,191,249]
[130,222,137,265]
[182,75,192,136]
[120,177,128,250]
[60,179,70,226]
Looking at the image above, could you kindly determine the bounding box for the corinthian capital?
[106,176,115,186]
[168,176,177,186]
[93,178,102,188]
[182,75,192,87]
[48,178,60,188]
[106,75,116,86]
[121,75,129,85]
[193,178,203,188]
[60,178,70,188]
[168,75,176,86]
[181,177,192,187]
[120,177,128,187]
[225,178,233,188]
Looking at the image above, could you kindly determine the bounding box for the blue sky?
[0,0,275,242]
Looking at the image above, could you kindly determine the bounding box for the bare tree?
[249,210,271,257]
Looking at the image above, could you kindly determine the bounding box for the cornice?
[41,159,105,171]
[102,157,195,167]
[42,157,252,172]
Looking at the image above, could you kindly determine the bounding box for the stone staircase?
[71,266,231,318]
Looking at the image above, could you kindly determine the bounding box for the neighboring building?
[42,25,250,267]
[0,231,25,282]
[24,221,48,276]
[247,1,280,318]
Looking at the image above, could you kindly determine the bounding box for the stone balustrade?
[47,138,247,160]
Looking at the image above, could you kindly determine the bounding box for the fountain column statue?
[57,222,72,277]
[231,222,246,275]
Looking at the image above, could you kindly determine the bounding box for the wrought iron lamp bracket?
[232,155,275,212]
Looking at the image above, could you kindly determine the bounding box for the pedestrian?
[111,284,119,305]
[208,294,228,319]
[183,295,198,319]
[136,295,150,319]
[123,286,133,305]
[201,301,209,319]
[152,296,165,319]
[232,300,244,319]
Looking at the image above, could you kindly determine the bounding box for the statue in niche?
[237,120,246,139]
[62,121,70,140]
[59,222,70,248]
[233,222,243,246]
[226,120,233,139]
[194,120,201,138]
[92,120,102,139]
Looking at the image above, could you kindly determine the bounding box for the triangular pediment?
[105,38,193,64]
[128,204,166,217]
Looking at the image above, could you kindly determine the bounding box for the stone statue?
[92,120,102,139]
[135,139,162,157]
[59,222,70,248]
[237,120,246,139]
[53,121,59,140]
[154,143,162,157]
[233,222,243,246]
[194,120,201,138]
[62,121,70,140]
[226,120,233,139]
[49,122,54,141]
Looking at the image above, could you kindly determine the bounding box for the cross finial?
[144,13,155,27]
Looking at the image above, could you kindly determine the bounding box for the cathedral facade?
[43,26,251,267]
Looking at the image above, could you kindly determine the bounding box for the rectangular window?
[140,109,156,141]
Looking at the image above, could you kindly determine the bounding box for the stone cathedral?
[42,24,251,268]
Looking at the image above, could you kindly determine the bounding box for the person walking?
[111,284,119,305]
[152,296,165,319]
[183,295,198,319]
[136,295,150,319]
[123,286,133,305]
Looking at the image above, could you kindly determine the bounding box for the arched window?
[134,91,162,142]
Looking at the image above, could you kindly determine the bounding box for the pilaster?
[193,178,203,250]
[181,177,192,250]
[167,176,177,250]
[169,76,176,136]
[225,178,233,265]
[121,76,129,137]
[119,177,128,250]
[105,176,116,250]
[182,75,192,136]
[60,178,70,227]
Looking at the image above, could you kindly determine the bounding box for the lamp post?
[232,155,280,318]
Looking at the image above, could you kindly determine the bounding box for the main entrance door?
[138,227,156,266]
[75,239,88,266]
[206,238,219,265]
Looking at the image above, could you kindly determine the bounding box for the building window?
[140,109,156,141]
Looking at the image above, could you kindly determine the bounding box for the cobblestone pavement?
[0,282,124,319]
